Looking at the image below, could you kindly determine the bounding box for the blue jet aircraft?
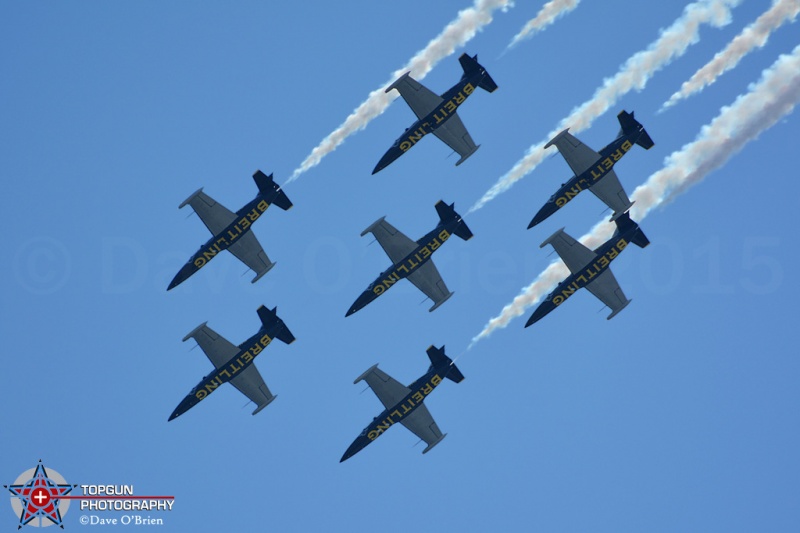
[529,111,654,228]
[168,170,292,290]
[373,53,498,174]
[341,345,464,462]
[169,305,295,421]
[526,212,650,327]
[346,201,473,316]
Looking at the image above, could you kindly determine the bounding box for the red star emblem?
[5,461,75,529]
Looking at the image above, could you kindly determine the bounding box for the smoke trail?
[470,43,800,347]
[286,0,511,183]
[470,0,741,212]
[661,0,800,111]
[506,0,581,50]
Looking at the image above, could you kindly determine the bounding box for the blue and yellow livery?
[346,200,473,317]
[168,170,292,290]
[526,212,650,327]
[529,111,654,229]
[373,53,498,174]
[169,305,295,421]
[340,345,464,462]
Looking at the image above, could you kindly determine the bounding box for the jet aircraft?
[528,111,654,229]
[168,170,292,290]
[372,53,498,174]
[169,305,295,421]
[526,212,650,327]
[346,201,473,317]
[340,345,465,462]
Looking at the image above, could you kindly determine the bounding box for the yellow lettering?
[591,168,603,180]
[429,239,441,251]
[413,391,424,403]
[397,264,409,274]
[555,196,568,207]
[194,257,206,268]
[422,384,433,395]
[621,140,632,152]
[203,249,218,261]
[260,334,273,346]
[431,375,442,386]
[240,217,250,230]
[553,295,565,306]
[251,343,262,356]
[611,149,623,162]
[400,141,412,152]
[598,255,609,268]
[257,199,269,212]
[617,239,628,251]
[247,208,259,222]
[607,248,619,261]
[602,157,613,170]
[195,390,207,400]
[439,230,450,242]
[463,83,474,95]
[373,285,384,295]
[242,351,253,363]
[407,258,419,270]
[454,92,466,105]
[444,100,457,113]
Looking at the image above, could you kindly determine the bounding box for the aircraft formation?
[166,53,654,461]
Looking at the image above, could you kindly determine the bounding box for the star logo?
[5,461,76,529]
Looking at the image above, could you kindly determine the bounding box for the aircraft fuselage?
[346,224,454,316]
[526,232,634,326]
[340,368,446,462]
[168,326,276,421]
[530,136,636,228]
[168,196,272,290]
[373,72,484,174]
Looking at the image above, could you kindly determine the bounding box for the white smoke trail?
[506,0,581,50]
[470,0,741,212]
[470,43,800,347]
[286,0,511,183]
[661,0,800,111]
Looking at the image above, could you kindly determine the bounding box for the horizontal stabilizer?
[617,110,654,150]
[434,200,473,241]
[614,212,650,248]
[256,305,296,344]
[422,433,447,454]
[426,345,465,384]
[458,53,497,93]
[253,170,293,211]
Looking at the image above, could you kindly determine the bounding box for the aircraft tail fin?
[434,200,473,241]
[253,170,293,211]
[458,53,498,93]
[614,212,650,249]
[426,345,465,384]
[256,305,296,344]
[617,110,654,150]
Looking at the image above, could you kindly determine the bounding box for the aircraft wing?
[227,231,275,283]
[229,365,276,415]
[355,365,411,410]
[407,260,453,312]
[180,189,237,236]
[585,268,631,319]
[432,112,479,165]
[183,323,239,368]
[400,404,447,454]
[388,72,443,120]
[547,129,600,176]
[587,168,634,219]
[361,218,417,264]
[541,229,596,274]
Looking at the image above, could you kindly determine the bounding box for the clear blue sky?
[3,1,799,531]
